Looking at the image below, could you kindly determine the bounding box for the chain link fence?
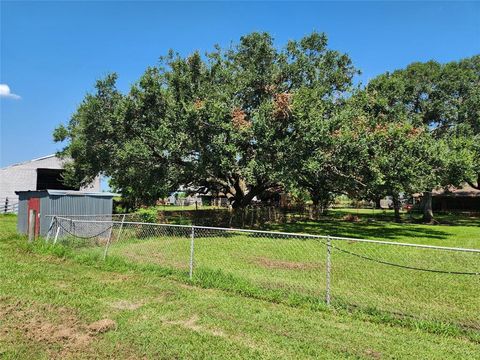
[46,215,480,330]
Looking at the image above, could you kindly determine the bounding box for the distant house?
[0,155,101,212]
[413,185,480,212]
[165,187,229,207]
[431,185,480,211]
[165,192,204,206]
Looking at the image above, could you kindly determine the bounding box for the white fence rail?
[0,198,18,214]
[46,215,480,330]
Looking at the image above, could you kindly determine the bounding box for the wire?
[55,218,479,276]
[56,221,113,240]
[330,243,480,276]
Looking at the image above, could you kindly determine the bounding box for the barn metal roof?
[15,189,119,197]
[1,154,57,170]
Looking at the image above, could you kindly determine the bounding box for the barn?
[0,154,101,213]
[15,190,117,237]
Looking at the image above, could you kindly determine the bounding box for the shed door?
[27,198,41,237]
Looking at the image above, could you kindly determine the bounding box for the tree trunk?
[392,195,401,223]
[228,181,266,210]
[311,197,321,220]
[467,174,480,190]
[320,198,330,216]
[311,191,332,218]
[422,191,434,223]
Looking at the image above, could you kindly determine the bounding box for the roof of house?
[432,184,480,198]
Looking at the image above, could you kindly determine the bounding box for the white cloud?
[0,84,21,99]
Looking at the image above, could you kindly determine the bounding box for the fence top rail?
[51,215,480,253]
[46,214,119,217]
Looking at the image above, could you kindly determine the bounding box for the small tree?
[286,93,372,216]
[366,123,439,222]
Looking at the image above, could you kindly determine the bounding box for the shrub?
[134,208,158,223]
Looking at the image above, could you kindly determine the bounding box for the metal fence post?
[117,214,126,241]
[46,216,55,242]
[103,214,125,260]
[189,226,195,280]
[326,235,331,306]
[53,222,61,244]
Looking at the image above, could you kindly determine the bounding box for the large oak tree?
[54,32,356,209]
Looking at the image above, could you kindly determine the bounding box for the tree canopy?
[360,56,479,220]
[55,32,358,209]
[54,32,479,219]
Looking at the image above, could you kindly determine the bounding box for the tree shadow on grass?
[267,218,452,242]
[258,209,480,243]
[159,208,479,242]
[430,214,480,227]
[330,209,480,227]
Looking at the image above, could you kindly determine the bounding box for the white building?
[0,155,100,211]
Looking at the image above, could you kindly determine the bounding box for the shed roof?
[15,189,119,197]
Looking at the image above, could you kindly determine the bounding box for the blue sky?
[1,1,479,168]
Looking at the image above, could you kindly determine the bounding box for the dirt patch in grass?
[99,273,134,284]
[252,256,319,270]
[163,315,225,337]
[0,300,90,353]
[0,298,116,358]
[162,314,264,352]
[87,319,117,334]
[364,349,382,359]
[55,280,70,289]
[26,321,92,349]
[110,300,143,311]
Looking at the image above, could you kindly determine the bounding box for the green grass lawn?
[270,209,480,249]
[144,206,480,248]
[96,224,479,331]
[1,214,479,359]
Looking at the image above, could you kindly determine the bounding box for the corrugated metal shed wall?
[17,191,113,236]
[40,195,113,235]
[17,193,29,234]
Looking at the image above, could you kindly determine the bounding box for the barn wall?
[1,156,64,204]
[1,155,101,207]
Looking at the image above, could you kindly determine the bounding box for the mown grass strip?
[23,240,480,344]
